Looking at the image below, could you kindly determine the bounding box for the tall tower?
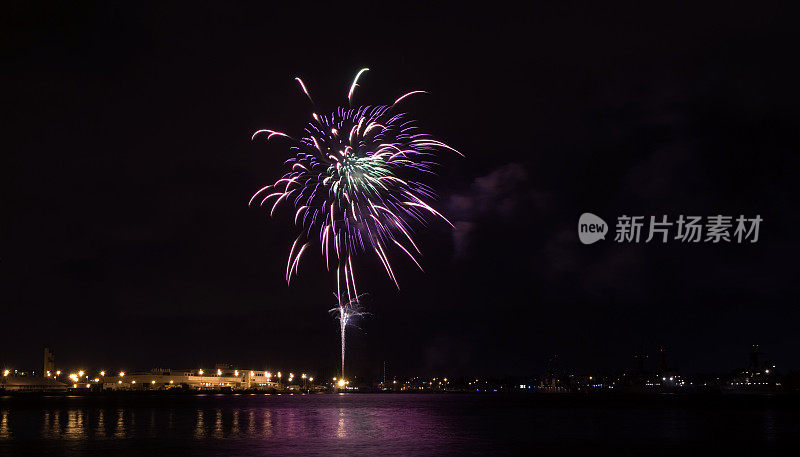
[43,347,55,375]
[749,344,760,371]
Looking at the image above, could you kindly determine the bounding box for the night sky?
[3,2,798,379]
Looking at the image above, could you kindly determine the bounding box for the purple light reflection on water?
[0,394,460,456]
[1,393,799,456]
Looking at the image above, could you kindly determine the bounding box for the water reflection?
[114,409,125,439]
[0,410,10,439]
[41,410,60,439]
[247,410,256,437]
[96,409,106,439]
[263,409,272,438]
[2,398,437,443]
[213,408,222,439]
[148,409,157,438]
[337,409,347,439]
[194,410,204,440]
[231,409,240,437]
[66,410,86,439]
[1,395,792,456]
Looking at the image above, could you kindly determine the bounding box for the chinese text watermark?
[579,213,762,245]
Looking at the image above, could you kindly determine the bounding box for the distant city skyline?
[1,342,789,385]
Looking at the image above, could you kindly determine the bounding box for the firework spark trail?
[329,295,368,379]
[251,69,460,378]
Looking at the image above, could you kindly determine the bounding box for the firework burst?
[251,68,460,301]
[251,68,460,378]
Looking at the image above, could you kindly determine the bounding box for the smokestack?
[43,347,55,375]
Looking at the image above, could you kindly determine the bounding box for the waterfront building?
[99,367,282,391]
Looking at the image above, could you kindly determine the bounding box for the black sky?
[2,2,799,379]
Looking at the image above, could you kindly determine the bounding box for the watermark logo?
[578,213,762,244]
[578,213,608,244]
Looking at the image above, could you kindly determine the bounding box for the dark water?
[1,393,799,456]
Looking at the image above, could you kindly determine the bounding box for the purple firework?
[250,68,461,307]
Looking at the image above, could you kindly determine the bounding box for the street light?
[119,371,125,378]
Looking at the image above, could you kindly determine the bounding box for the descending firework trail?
[329,295,367,379]
[251,69,460,377]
